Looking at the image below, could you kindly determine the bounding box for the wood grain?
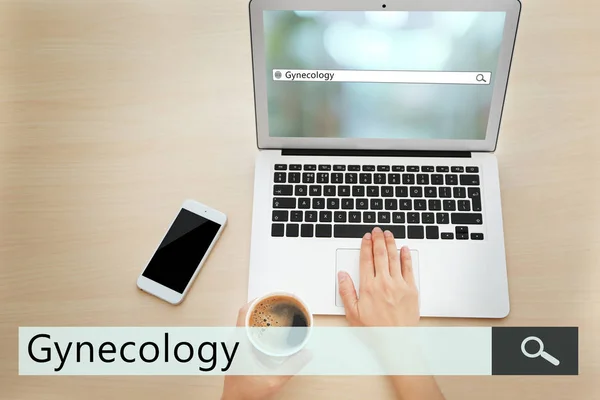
[1,0,599,399]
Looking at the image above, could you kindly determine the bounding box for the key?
[348,165,360,171]
[352,185,365,196]
[333,165,346,171]
[460,174,480,186]
[378,212,391,223]
[441,232,454,240]
[407,212,420,223]
[272,210,288,222]
[453,187,466,198]
[389,173,401,184]
[319,211,332,222]
[426,226,439,239]
[289,164,302,171]
[275,164,287,170]
[466,166,479,173]
[431,174,444,185]
[356,198,368,209]
[456,226,469,234]
[443,200,456,211]
[304,164,316,171]
[362,165,375,171]
[468,188,482,211]
[309,185,322,196]
[335,211,347,223]
[392,212,405,223]
[445,174,458,185]
[295,185,307,196]
[290,211,303,222]
[360,173,372,184]
[317,173,329,183]
[301,224,314,237]
[286,224,299,237]
[396,186,408,197]
[451,213,483,225]
[439,187,451,198]
[402,174,415,184]
[385,199,398,210]
[436,212,449,224]
[457,233,469,240]
[458,200,471,211]
[273,185,293,196]
[305,211,317,222]
[271,224,285,237]
[417,174,429,185]
[471,233,484,240]
[288,172,301,183]
[381,186,394,197]
[424,187,437,198]
[410,186,423,198]
[408,225,424,239]
[302,172,315,183]
[367,186,379,197]
[374,173,386,184]
[392,165,405,172]
[363,212,376,223]
[334,224,406,239]
[315,224,332,237]
[318,165,331,171]
[312,198,325,209]
[414,199,427,210]
[436,166,449,172]
[345,173,358,184]
[341,198,354,209]
[422,166,434,172]
[331,173,344,183]
[370,199,383,210]
[327,198,340,209]
[273,197,296,209]
[338,185,350,196]
[349,212,361,223]
[274,172,286,183]
[451,166,464,173]
[422,213,435,224]
[324,185,336,196]
[428,199,442,211]
[407,166,419,172]
[298,198,310,209]
[400,199,412,210]
[377,165,390,171]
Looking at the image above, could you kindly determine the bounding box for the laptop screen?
[263,11,507,141]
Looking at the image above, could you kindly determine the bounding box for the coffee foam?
[250,295,310,328]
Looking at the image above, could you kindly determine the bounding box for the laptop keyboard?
[271,163,484,240]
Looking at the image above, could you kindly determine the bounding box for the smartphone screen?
[142,209,221,293]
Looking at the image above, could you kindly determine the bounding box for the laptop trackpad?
[335,249,420,307]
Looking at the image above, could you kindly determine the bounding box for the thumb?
[337,271,359,321]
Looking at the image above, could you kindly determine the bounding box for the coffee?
[249,295,310,328]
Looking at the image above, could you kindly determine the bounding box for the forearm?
[389,376,445,400]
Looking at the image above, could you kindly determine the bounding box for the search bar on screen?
[273,69,492,85]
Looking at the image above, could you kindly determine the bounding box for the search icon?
[476,74,487,83]
[521,336,560,366]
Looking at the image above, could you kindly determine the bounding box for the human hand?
[220,302,311,400]
[337,227,419,327]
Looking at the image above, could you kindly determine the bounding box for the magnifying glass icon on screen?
[521,336,560,366]
[476,73,487,83]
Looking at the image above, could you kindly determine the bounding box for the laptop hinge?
[281,149,471,158]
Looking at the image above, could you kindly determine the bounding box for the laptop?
[247,0,521,318]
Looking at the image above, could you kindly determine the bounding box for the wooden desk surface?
[1,1,599,399]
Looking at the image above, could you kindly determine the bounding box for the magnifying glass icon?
[476,74,487,83]
[521,336,560,366]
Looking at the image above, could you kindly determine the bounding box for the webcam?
[382,4,386,8]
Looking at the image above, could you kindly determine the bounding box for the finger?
[337,271,359,323]
[359,232,374,287]
[371,227,390,278]
[236,300,255,327]
[400,246,416,287]
[383,230,401,279]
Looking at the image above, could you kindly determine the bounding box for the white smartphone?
[137,199,227,305]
